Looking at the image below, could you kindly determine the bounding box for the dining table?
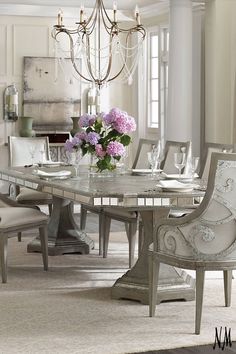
[0,165,204,304]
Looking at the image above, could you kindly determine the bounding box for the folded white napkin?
[132,168,162,174]
[38,160,63,166]
[33,169,71,177]
[157,180,195,189]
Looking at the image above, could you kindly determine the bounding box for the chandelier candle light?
[52,0,146,90]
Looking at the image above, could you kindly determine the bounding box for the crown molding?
[0,4,133,21]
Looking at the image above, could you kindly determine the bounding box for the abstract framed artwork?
[23,56,81,130]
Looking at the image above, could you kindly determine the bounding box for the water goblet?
[174,152,186,178]
[147,150,159,179]
[70,149,82,180]
[39,146,46,163]
[29,146,37,165]
[189,156,200,181]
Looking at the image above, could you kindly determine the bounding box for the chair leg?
[80,205,88,230]
[149,252,159,317]
[195,268,205,335]
[0,235,8,283]
[39,226,48,271]
[103,215,111,258]
[17,232,22,242]
[48,203,53,216]
[98,212,105,256]
[127,222,137,268]
[138,221,144,257]
[223,270,232,307]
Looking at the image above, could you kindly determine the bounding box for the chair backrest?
[161,140,191,174]
[157,152,236,262]
[132,138,158,169]
[199,142,235,181]
[8,136,50,167]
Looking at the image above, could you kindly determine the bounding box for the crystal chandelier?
[52,0,146,90]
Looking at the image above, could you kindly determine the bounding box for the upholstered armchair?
[149,152,236,334]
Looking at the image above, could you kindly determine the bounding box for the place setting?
[155,152,201,193]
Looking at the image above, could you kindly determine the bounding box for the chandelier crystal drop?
[52,0,146,90]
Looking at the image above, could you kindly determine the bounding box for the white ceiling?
[0,0,164,10]
[0,0,205,18]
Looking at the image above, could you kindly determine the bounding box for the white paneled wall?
[0,13,133,187]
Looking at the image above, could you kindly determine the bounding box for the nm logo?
[213,327,232,350]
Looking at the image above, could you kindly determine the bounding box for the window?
[147,26,169,130]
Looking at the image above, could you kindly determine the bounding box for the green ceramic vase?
[70,116,81,137]
[19,116,35,137]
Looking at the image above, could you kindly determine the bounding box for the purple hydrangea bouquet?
[65,108,136,172]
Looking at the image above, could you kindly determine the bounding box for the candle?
[135,5,140,25]
[57,8,63,26]
[113,1,117,22]
[80,4,84,23]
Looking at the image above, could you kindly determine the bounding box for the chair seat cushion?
[104,207,137,219]
[0,207,48,229]
[16,187,52,203]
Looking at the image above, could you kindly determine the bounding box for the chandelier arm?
[85,35,97,83]
[99,34,114,82]
[66,30,93,83]
[100,0,114,27]
[106,31,132,83]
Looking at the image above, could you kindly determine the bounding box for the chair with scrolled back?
[149,152,236,334]
[8,136,53,241]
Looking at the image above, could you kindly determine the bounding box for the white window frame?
[146,25,169,135]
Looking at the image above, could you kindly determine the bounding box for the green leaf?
[120,135,131,146]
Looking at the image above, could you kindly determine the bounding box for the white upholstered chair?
[8,136,53,241]
[0,193,48,283]
[149,152,236,334]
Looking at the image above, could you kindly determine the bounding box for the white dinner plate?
[132,168,162,176]
[161,173,198,180]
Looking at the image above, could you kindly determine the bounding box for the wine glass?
[28,146,37,165]
[174,152,186,178]
[147,151,158,178]
[189,156,200,181]
[70,149,82,180]
[39,146,46,163]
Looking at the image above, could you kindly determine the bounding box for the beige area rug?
[0,229,236,354]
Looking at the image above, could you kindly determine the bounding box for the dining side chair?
[0,193,48,283]
[8,136,53,241]
[80,138,158,268]
[137,140,192,252]
[160,140,191,174]
[149,152,236,334]
[84,139,191,268]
